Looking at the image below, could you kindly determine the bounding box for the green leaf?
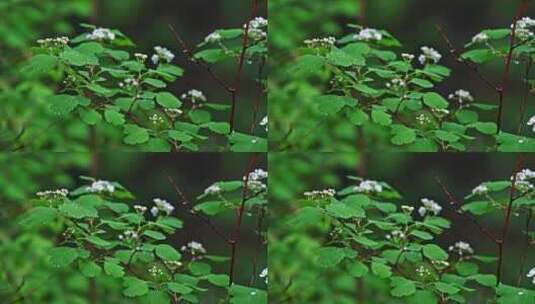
[327,48,364,67]
[189,261,211,276]
[326,202,365,219]
[157,64,184,77]
[433,282,460,295]
[86,235,112,248]
[316,95,355,115]
[104,260,125,278]
[423,244,448,261]
[206,274,230,287]
[59,202,98,219]
[155,244,181,261]
[229,285,267,304]
[80,108,102,125]
[461,49,495,64]
[372,109,392,126]
[49,247,80,267]
[19,207,57,229]
[144,78,167,88]
[123,277,149,297]
[348,261,369,278]
[410,78,434,88]
[143,230,166,240]
[349,109,369,125]
[156,92,182,108]
[124,125,150,145]
[316,247,345,267]
[105,109,126,126]
[473,122,498,135]
[49,95,87,116]
[22,54,57,76]
[371,261,392,278]
[61,49,98,66]
[391,125,417,145]
[456,262,479,276]
[167,282,192,295]
[80,261,101,278]
[204,122,230,134]
[423,92,449,109]
[391,277,416,297]
[471,274,497,287]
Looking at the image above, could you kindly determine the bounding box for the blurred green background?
[0,152,267,303]
[269,152,535,302]
[270,0,535,150]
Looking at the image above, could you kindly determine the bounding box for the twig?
[518,57,532,135]
[228,153,259,286]
[517,209,532,286]
[249,208,266,285]
[229,0,260,132]
[496,1,530,133]
[166,175,230,242]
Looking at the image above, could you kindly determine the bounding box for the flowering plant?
[17,171,268,303]
[271,13,535,152]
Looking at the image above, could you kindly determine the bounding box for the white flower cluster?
[260,116,268,132]
[354,28,383,41]
[165,108,183,118]
[417,113,432,125]
[513,17,535,40]
[86,28,116,41]
[527,267,535,285]
[304,36,336,48]
[259,268,268,284]
[245,168,268,193]
[204,184,222,195]
[432,108,450,116]
[205,31,223,43]
[87,180,115,193]
[37,36,69,47]
[401,53,415,62]
[119,77,140,88]
[386,230,406,240]
[386,78,407,89]
[448,241,474,255]
[151,46,175,65]
[471,32,489,44]
[134,53,148,61]
[512,168,535,191]
[418,46,442,65]
[401,205,415,213]
[149,114,165,124]
[471,184,489,196]
[448,89,474,105]
[245,17,268,41]
[418,198,442,217]
[354,180,383,193]
[528,116,535,133]
[134,205,148,213]
[36,188,69,198]
[416,265,432,277]
[150,198,175,217]
[118,230,139,241]
[149,265,164,277]
[181,241,207,255]
[181,89,207,103]
[304,189,336,199]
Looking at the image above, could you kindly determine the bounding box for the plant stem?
[517,57,532,135]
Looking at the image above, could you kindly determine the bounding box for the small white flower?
[153,198,174,215]
[354,28,383,41]
[527,116,535,132]
[471,184,488,196]
[448,89,474,105]
[204,184,222,195]
[37,36,70,46]
[246,168,268,181]
[86,28,116,41]
[513,168,535,181]
[181,89,207,103]
[152,46,175,65]
[354,180,383,193]
[205,31,223,43]
[134,53,148,61]
[181,241,207,255]
[418,46,442,65]
[36,188,69,198]
[134,205,147,213]
[401,53,415,62]
[515,17,535,29]
[401,205,414,213]
[418,198,442,217]
[260,116,268,132]
[527,267,535,285]
[304,36,336,48]
[150,206,159,217]
[472,32,489,44]
[259,268,268,284]
[87,180,115,193]
[245,17,268,41]
[304,189,336,199]
[448,241,474,255]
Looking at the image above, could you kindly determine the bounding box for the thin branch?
[166,175,230,242]
[517,209,532,286]
[229,0,260,132]
[228,153,259,286]
[496,1,530,133]
[518,57,532,135]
